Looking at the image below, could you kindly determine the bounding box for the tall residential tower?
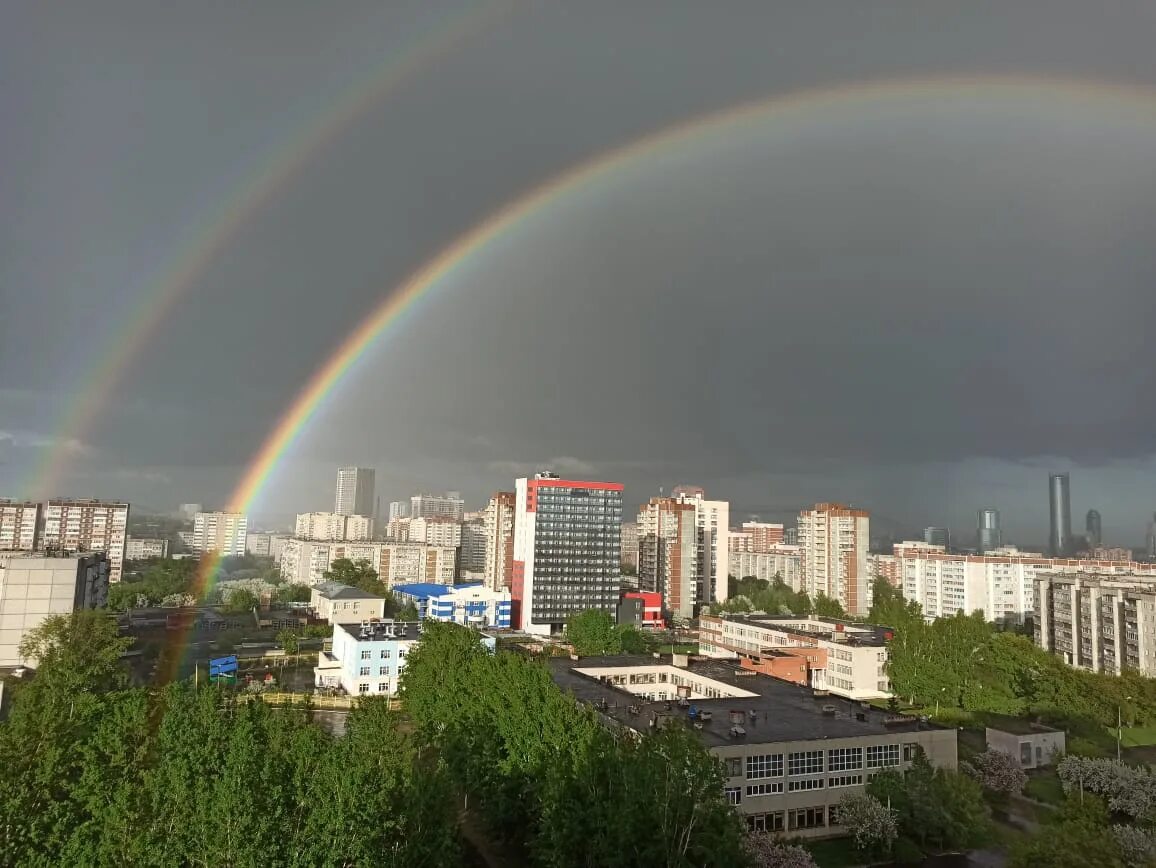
[1048,473,1072,557]
[334,467,375,518]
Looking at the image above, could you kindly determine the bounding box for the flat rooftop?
[712,614,892,647]
[983,714,1061,735]
[336,620,422,642]
[549,655,941,747]
[312,581,384,601]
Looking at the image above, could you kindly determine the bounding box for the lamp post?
[935,686,946,718]
[1118,695,1133,762]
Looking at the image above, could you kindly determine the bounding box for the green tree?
[565,609,621,656]
[617,624,648,654]
[277,629,300,655]
[222,588,259,614]
[274,583,312,604]
[1009,795,1125,868]
[396,600,419,622]
[812,593,847,619]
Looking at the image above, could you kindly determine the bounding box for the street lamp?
[935,686,946,718]
[1118,695,1133,762]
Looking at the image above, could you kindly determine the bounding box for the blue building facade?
[392,582,512,629]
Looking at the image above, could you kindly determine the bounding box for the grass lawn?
[1023,769,1065,806]
[1115,725,1156,748]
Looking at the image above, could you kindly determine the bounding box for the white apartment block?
[729,546,803,591]
[637,497,699,620]
[0,552,110,666]
[295,511,372,541]
[672,487,729,605]
[192,512,248,557]
[699,613,893,700]
[899,546,1156,626]
[387,501,408,521]
[483,492,515,591]
[1034,572,1156,676]
[42,499,129,583]
[0,500,41,551]
[459,518,487,576]
[408,516,462,548]
[245,532,291,560]
[410,491,465,521]
[729,522,786,553]
[798,504,870,616]
[124,537,169,560]
[279,539,456,586]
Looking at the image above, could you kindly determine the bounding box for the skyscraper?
[923,527,950,549]
[671,486,730,605]
[334,467,375,518]
[977,509,1001,553]
[1085,509,1102,549]
[410,491,465,521]
[512,473,622,635]
[483,491,515,591]
[1048,473,1072,557]
[637,497,698,620]
[798,503,870,615]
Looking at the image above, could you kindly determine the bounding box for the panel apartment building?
[637,496,699,620]
[192,511,248,557]
[699,613,893,700]
[279,539,457,586]
[798,503,870,616]
[483,491,515,591]
[42,499,129,583]
[512,473,623,635]
[0,500,41,551]
[1034,572,1156,676]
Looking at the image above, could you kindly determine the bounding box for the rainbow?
[166,72,1156,681]
[19,1,510,501]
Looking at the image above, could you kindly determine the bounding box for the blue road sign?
[209,655,238,676]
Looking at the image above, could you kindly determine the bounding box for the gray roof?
[313,581,383,601]
[549,655,944,748]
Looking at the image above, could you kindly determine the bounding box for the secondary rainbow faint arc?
[170,72,1156,682]
[21,1,510,502]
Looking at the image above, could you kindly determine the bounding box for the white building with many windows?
[279,539,456,586]
[192,512,248,557]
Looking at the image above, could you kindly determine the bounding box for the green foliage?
[107,558,201,610]
[564,609,651,657]
[812,593,848,619]
[276,629,300,655]
[397,601,419,622]
[722,576,811,616]
[1008,794,1125,868]
[618,624,648,654]
[0,617,459,866]
[400,622,747,867]
[273,582,312,604]
[222,588,259,614]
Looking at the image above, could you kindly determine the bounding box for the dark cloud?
[5,1,1156,540]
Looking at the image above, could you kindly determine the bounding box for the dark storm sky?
[4,1,1156,545]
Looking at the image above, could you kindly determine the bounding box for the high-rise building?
[923,527,950,549]
[334,467,375,518]
[798,503,870,616]
[0,552,110,667]
[1085,510,1102,549]
[408,516,462,548]
[388,501,409,522]
[0,500,41,551]
[245,532,291,560]
[483,491,515,591]
[41,499,129,583]
[278,539,455,585]
[671,486,730,606]
[1147,513,1156,560]
[295,511,372,542]
[637,497,699,620]
[512,473,622,635]
[1048,473,1073,557]
[410,491,465,521]
[459,518,487,575]
[179,503,202,522]
[977,509,1001,554]
[728,522,786,553]
[728,546,803,591]
[192,512,248,557]
[620,521,640,572]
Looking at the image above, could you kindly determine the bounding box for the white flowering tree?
[1057,756,1156,822]
[1113,825,1156,868]
[966,749,1027,796]
[743,832,818,868]
[835,791,899,856]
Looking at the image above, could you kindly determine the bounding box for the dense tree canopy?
[564,609,649,657]
[324,557,393,602]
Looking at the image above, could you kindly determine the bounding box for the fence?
[234,691,402,711]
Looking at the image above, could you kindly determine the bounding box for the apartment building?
[278,539,456,586]
[459,518,487,576]
[898,546,1156,626]
[671,486,729,606]
[620,522,640,572]
[245,532,291,560]
[0,553,110,666]
[729,522,786,553]
[483,491,515,591]
[512,473,623,635]
[729,546,803,591]
[334,467,375,518]
[408,516,462,548]
[410,491,465,521]
[0,500,41,551]
[295,511,372,542]
[550,656,956,838]
[124,537,169,560]
[42,499,129,583]
[1034,572,1156,676]
[637,497,699,620]
[192,511,248,557]
[798,504,870,616]
[699,614,892,700]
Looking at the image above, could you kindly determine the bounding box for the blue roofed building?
[392,582,512,629]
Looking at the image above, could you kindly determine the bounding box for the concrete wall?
[985,728,1066,769]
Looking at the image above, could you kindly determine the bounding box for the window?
[828,747,862,771]
[361,650,371,660]
[379,666,388,676]
[359,666,370,676]
[788,778,825,792]
[788,807,826,830]
[829,774,864,788]
[398,648,407,657]
[378,682,388,693]
[746,754,783,779]
[788,750,824,776]
[725,787,742,806]
[866,744,901,768]
[358,684,369,694]
[380,649,391,659]
[747,812,785,833]
[903,743,921,763]
[726,757,743,777]
[746,782,784,797]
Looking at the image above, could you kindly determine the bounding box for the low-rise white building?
[124,537,169,560]
[309,581,388,625]
[392,582,512,628]
[699,614,892,700]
